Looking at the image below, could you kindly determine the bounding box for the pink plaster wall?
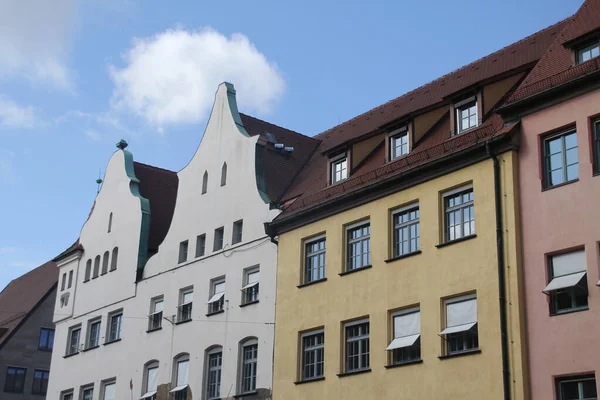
[519,89,600,399]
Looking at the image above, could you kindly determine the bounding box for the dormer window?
[577,41,600,64]
[330,153,348,184]
[455,97,478,134]
[389,127,409,161]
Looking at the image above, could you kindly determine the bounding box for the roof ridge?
[133,161,177,174]
[239,112,321,142]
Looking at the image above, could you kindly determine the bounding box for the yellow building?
[265,21,568,400]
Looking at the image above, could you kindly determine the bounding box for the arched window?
[101,251,109,275]
[108,212,113,233]
[238,338,258,395]
[110,247,118,271]
[93,256,100,278]
[204,346,223,400]
[172,353,190,399]
[220,163,227,187]
[141,360,159,399]
[84,259,92,281]
[202,171,208,194]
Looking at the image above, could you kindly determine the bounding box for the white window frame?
[443,184,475,242]
[232,220,243,245]
[389,126,409,161]
[544,250,589,315]
[205,347,223,400]
[345,220,371,271]
[392,204,420,257]
[330,153,348,184]
[303,235,326,284]
[178,240,188,264]
[387,307,421,365]
[441,294,479,355]
[60,389,74,400]
[178,288,194,322]
[213,227,224,251]
[66,324,81,356]
[343,318,370,373]
[300,329,324,381]
[577,41,600,64]
[148,297,164,331]
[80,385,94,400]
[196,234,206,258]
[86,318,101,349]
[207,278,226,314]
[170,355,190,397]
[239,339,258,394]
[107,310,123,343]
[241,266,260,305]
[100,379,116,400]
[455,96,478,134]
[141,362,159,400]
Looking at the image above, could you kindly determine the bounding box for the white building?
[47,83,318,400]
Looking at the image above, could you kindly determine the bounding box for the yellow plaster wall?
[273,152,527,400]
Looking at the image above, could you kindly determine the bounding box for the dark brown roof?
[53,239,83,262]
[240,113,321,202]
[133,162,179,252]
[0,261,57,348]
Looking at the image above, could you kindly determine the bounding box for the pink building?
[500,1,600,399]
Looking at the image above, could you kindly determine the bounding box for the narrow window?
[213,227,224,251]
[440,294,479,355]
[61,390,74,400]
[108,212,113,233]
[93,255,100,278]
[594,119,600,174]
[330,154,348,184]
[142,361,159,400]
[101,251,109,274]
[81,385,94,400]
[392,205,420,256]
[195,234,206,257]
[387,307,421,365]
[208,279,226,315]
[205,347,223,400]
[543,130,578,188]
[68,270,73,288]
[444,186,475,242]
[577,42,600,64]
[221,162,227,186]
[66,325,81,356]
[110,247,118,271]
[241,267,260,305]
[31,370,50,395]
[178,241,189,264]
[543,250,589,315]
[240,340,258,394]
[107,310,123,342]
[301,330,324,381]
[556,375,597,400]
[346,222,370,271]
[390,128,409,160]
[86,319,101,349]
[172,355,189,400]
[85,259,92,281]
[344,319,370,373]
[61,273,66,291]
[202,171,208,194]
[232,220,243,245]
[38,328,55,351]
[455,97,478,134]
[4,367,26,393]
[148,297,164,331]
[178,288,193,323]
[304,236,326,283]
[101,380,116,400]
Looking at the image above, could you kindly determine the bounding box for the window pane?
[566,164,578,181]
[582,379,597,398]
[548,137,563,154]
[561,381,580,400]
[550,169,564,186]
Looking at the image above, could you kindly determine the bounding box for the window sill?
[100,272,107,276]
[436,234,477,248]
[83,279,89,283]
[339,265,372,276]
[384,251,422,263]
[63,352,79,359]
[146,327,162,333]
[206,309,225,317]
[103,338,122,346]
[239,300,259,308]
[294,377,325,385]
[384,359,423,369]
[175,318,192,325]
[550,306,589,317]
[438,348,481,360]
[91,276,99,280]
[233,391,258,398]
[336,368,372,378]
[81,345,99,352]
[297,278,327,288]
[542,178,579,192]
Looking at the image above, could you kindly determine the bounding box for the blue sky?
[0,0,581,289]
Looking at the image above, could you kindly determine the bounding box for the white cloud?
[85,129,102,142]
[109,28,285,130]
[0,96,37,128]
[0,247,17,255]
[0,0,78,90]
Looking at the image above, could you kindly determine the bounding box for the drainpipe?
[486,141,511,400]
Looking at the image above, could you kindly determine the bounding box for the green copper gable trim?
[224,82,250,138]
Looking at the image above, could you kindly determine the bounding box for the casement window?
[110,247,118,271]
[85,259,92,281]
[141,362,158,400]
[93,255,100,278]
[304,236,326,284]
[240,340,258,394]
[300,330,324,381]
[241,267,260,305]
[593,119,600,174]
[178,241,189,264]
[31,369,49,395]
[81,385,94,400]
[4,367,26,393]
[66,325,81,356]
[345,221,370,271]
[196,234,206,258]
[61,273,66,291]
[100,380,116,400]
[387,307,421,365]
[556,375,597,400]
[38,328,54,351]
[232,220,243,245]
[544,250,589,315]
[205,348,223,400]
[170,355,189,400]
[178,289,193,322]
[148,297,164,331]
[344,319,370,373]
[330,154,348,184]
[440,295,479,355]
[86,319,101,348]
[392,205,420,257]
[60,390,74,400]
[68,270,73,288]
[455,97,478,134]
[214,227,224,251]
[444,186,475,242]
[577,41,600,64]
[390,127,409,160]
[107,311,122,342]
[543,130,578,188]
[208,279,225,314]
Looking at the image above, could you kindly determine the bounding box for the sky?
[0,0,582,289]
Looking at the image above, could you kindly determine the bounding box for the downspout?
[486,141,511,400]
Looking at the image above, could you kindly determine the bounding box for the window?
[544,130,578,188]
[213,227,224,251]
[4,367,26,393]
[141,361,158,400]
[301,330,324,381]
[346,222,370,271]
[61,273,66,291]
[392,205,420,256]
[85,259,91,281]
[577,42,600,64]
[304,236,326,283]
[178,240,188,264]
[178,289,193,322]
[455,98,478,134]
[110,247,118,271]
[196,234,206,257]
[221,162,227,186]
[344,319,370,373]
[390,128,409,160]
[66,325,81,355]
[81,385,94,400]
[444,186,475,242]
[594,119,600,174]
[31,369,49,394]
[202,171,208,194]
[101,380,116,400]
[544,250,589,314]
[108,212,113,233]
[387,308,420,365]
[208,279,225,314]
[107,311,122,342]
[232,220,243,245]
[93,255,100,278]
[205,348,222,400]
[148,298,164,331]
[240,340,258,394]
[61,390,74,400]
[330,155,348,184]
[101,251,109,274]
[242,268,260,305]
[170,355,189,400]
[556,375,597,400]
[441,295,479,355]
[68,270,73,288]
[87,319,101,348]
[39,328,54,351]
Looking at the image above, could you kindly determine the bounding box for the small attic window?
[576,41,600,64]
[389,127,410,161]
[330,153,348,184]
[455,96,478,134]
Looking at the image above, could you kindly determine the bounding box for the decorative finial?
[116,139,128,150]
[96,170,103,193]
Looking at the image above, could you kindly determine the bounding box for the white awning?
[440,322,477,335]
[169,385,188,393]
[241,281,259,290]
[386,334,420,350]
[207,292,225,304]
[543,272,586,294]
[552,250,586,276]
[140,391,157,399]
